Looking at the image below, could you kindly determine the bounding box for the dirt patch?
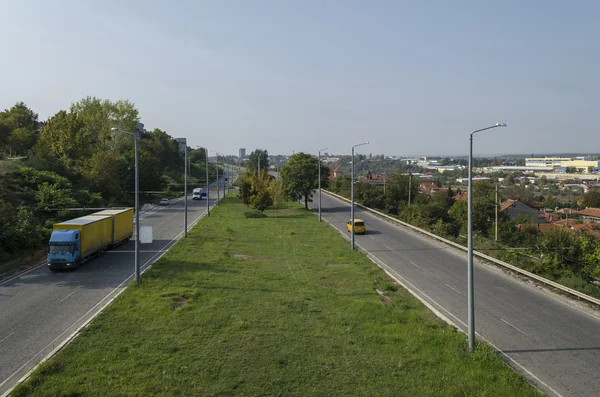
[375,288,391,304]
[234,254,253,260]
[163,295,189,309]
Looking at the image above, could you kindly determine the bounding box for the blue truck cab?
[48,230,80,269]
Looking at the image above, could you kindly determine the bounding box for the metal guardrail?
[323,189,600,308]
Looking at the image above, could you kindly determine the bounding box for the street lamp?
[197,146,211,216]
[467,122,506,352]
[351,142,369,250]
[177,138,188,238]
[382,172,386,195]
[209,149,221,204]
[111,123,144,284]
[318,147,331,222]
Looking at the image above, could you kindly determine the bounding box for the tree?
[35,110,88,170]
[270,179,286,216]
[280,152,325,209]
[578,190,600,209]
[235,172,254,207]
[8,127,38,155]
[0,102,39,154]
[250,176,273,212]
[247,149,269,174]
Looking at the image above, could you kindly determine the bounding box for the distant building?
[526,157,571,167]
[239,148,246,160]
[500,199,546,224]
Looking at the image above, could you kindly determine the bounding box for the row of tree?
[0,98,219,261]
[235,151,329,212]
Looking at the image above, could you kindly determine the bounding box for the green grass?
[13,193,540,397]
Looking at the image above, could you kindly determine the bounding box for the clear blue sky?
[2,0,599,157]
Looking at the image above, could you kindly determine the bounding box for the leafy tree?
[251,176,273,212]
[247,149,269,174]
[235,172,254,207]
[270,178,286,216]
[8,127,38,155]
[35,182,78,210]
[0,102,39,154]
[281,152,325,209]
[578,190,600,209]
[35,110,88,170]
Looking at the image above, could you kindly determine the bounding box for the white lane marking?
[103,264,115,273]
[1,198,219,396]
[444,283,462,295]
[0,333,14,344]
[59,290,78,303]
[409,260,421,269]
[317,201,565,397]
[501,318,529,337]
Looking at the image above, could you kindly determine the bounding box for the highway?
[319,192,600,397]
[0,183,230,396]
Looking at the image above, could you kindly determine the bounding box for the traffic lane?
[0,196,215,393]
[320,193,600,397]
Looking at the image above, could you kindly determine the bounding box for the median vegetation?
[13,192,538,396]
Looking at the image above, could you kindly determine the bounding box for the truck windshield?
[49,244,71,254]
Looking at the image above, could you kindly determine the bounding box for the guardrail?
[323,189,600,309]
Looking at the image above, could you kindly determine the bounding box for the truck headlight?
[66,263,72,266]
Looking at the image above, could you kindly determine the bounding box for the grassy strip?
[14,193,539,396]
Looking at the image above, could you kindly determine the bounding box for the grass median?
[14,192,539,396]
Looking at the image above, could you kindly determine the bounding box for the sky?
[2,0,599,157]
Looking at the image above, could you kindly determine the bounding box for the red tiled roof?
[453,192,468,201]
[552,219,579,227]
[578,208,600,218]
[556,208,578,215]
[499,199,517,212]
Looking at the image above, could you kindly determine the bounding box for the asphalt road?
[0,181,233,396]
[319,192,600,397]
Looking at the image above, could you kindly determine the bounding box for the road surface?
[0,182,232,396]
[319,192,600,397]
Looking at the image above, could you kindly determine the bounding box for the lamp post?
[111,123,144,284]
[351,142,369,250]
[199,147,210,216]
[177,138,188,237]
[382,173,386,195]
[318,147,331,222]
[467,122,506,352]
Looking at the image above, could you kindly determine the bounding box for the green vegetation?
[0,99,221,264]
[329,177,600,297]
[13,193,538,397]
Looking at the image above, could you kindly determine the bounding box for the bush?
[244,210,267,219]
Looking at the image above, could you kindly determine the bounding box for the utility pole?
[205,147,210,216]
[184,143,188,238]
[495,183,499,242]
[408,173,412,206]
[258,155,261,176]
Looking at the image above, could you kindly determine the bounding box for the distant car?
[347,219,366,234]
[159,198,169,206]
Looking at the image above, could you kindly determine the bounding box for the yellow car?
[347,219,366,234]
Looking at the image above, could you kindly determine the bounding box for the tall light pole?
[382,173,386,195]
[111,123,144,284]
[318,147,331,222]
[202,147,210,216]
[467,122,506,352]
[178,138,188,238]
[351,142,369,250]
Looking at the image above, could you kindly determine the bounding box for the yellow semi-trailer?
[47,215,113,270]
[90,208,134,247]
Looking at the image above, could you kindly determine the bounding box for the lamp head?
[496,123,507,127]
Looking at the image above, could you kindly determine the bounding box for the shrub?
[244,210,267,219]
